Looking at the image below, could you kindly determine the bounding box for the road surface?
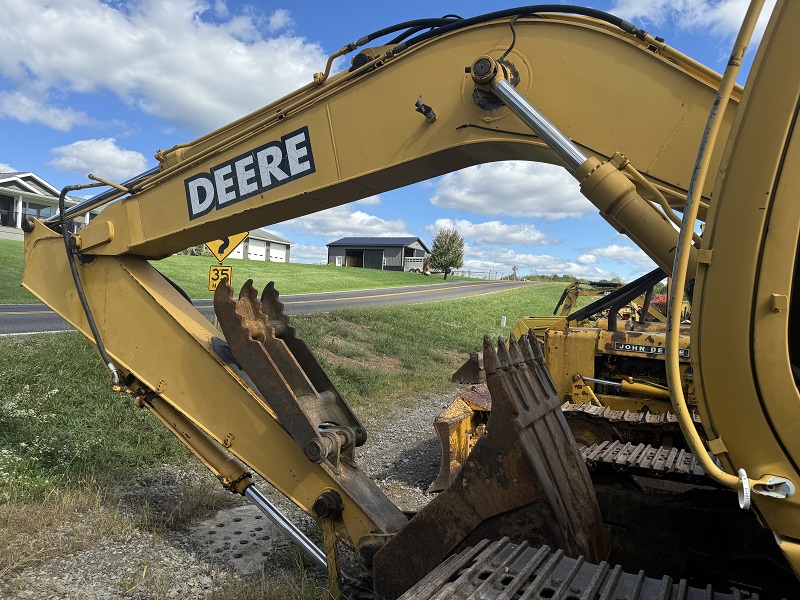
[0,280,531,336]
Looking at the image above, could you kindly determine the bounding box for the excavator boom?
[19,3,800,597]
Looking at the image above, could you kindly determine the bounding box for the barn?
[326,237,430,271]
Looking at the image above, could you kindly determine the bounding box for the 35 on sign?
[185,126,316,220]
[208,265,232,291]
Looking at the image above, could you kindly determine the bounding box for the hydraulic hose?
[58,184,124,387]
[665,0,766,494]
[397,5,643,52]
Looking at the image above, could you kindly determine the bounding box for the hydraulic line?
[398,5,643,52]
[57,182,123,387]
[623,162,703,247]
[665,0,765,497]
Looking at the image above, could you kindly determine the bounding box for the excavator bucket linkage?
[373,332,608,599]
[214,277,367,468]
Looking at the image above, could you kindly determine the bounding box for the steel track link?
[562,401,703,448]
[581,440,722,486]
[399,536,755,599]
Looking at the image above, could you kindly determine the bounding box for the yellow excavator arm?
[19,2,800,597]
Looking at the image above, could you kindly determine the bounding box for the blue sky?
[0,0,776,279]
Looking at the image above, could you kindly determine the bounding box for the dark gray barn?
[326,237,430,271]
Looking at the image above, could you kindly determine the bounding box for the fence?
[451,269,516,280]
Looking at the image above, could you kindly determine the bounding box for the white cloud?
[577,253,598,265]
[587,244,655,271]
[462,247,615,280]
[0,91,91,132]
[0,0,329,132]
[267,9,293,33]
[428,218,551,247]
[278,205,410,238]
[49,138,149,181]
[0,163,16,173]
[356,195,381,206]
[431,162,593,219]
[610,0,776,40]
[213,1,229,19]
[289,244,328,264]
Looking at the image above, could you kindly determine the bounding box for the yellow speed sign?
[208,264,232,291]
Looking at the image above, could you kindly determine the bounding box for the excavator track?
[400,536,756,599]
[581,440,721,486]
[562,401,703,449]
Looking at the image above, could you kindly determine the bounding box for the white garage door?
[270,243,286,262]
[248,239,266,260]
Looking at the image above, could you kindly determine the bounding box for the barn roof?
[326,236,430,253]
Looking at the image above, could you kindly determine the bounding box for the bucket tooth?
[520,332,536,363]
[508,332,525,366]
[495,335,512,369]
[374,332,607,600]
[483,336,500,375]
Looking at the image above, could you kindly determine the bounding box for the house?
[326,237,430,271]
[0,172,97,241]
[228,228,293,262]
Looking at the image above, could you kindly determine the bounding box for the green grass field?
[0,239,28,303]
[0,238,473,304]
[0,281,564,593]
[0,282,563,501]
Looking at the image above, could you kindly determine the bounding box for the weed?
[0,486,135,579]
[208,548,331,600]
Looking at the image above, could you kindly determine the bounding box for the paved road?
[0,280,531,336]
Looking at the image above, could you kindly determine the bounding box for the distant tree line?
[521,274,626,284]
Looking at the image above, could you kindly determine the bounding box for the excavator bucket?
[213,277,368,465]
[451,352,485,384]
[426,385,491,493]
[373,332,607,600]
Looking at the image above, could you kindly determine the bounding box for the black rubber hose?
[352,17,462,48]
[395,5,641,52]
[387,14,463,45]
[59,186,123,386]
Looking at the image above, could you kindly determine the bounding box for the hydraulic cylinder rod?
[493,77,588,173]
[470,55,696,278]
[244,485,328,571]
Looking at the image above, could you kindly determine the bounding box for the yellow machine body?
[18,2,800,596]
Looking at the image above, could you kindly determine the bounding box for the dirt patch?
[315,347,406,374]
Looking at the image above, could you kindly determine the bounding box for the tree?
[429,227,464,280]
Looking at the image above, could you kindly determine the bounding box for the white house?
[229,228,293,263]
[0,172,97,241]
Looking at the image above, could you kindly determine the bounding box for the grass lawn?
[0,282,564,501]
[0,282,564,593]
[0,239,29,304]
[153,253,472,299]
[1,238,475,304]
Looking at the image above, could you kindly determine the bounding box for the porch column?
[15,195,22,228]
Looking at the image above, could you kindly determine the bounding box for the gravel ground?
[1,389,460,599]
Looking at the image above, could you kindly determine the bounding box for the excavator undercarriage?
[211,280,798,599]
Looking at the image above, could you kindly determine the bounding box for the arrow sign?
[205,232,248,262]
